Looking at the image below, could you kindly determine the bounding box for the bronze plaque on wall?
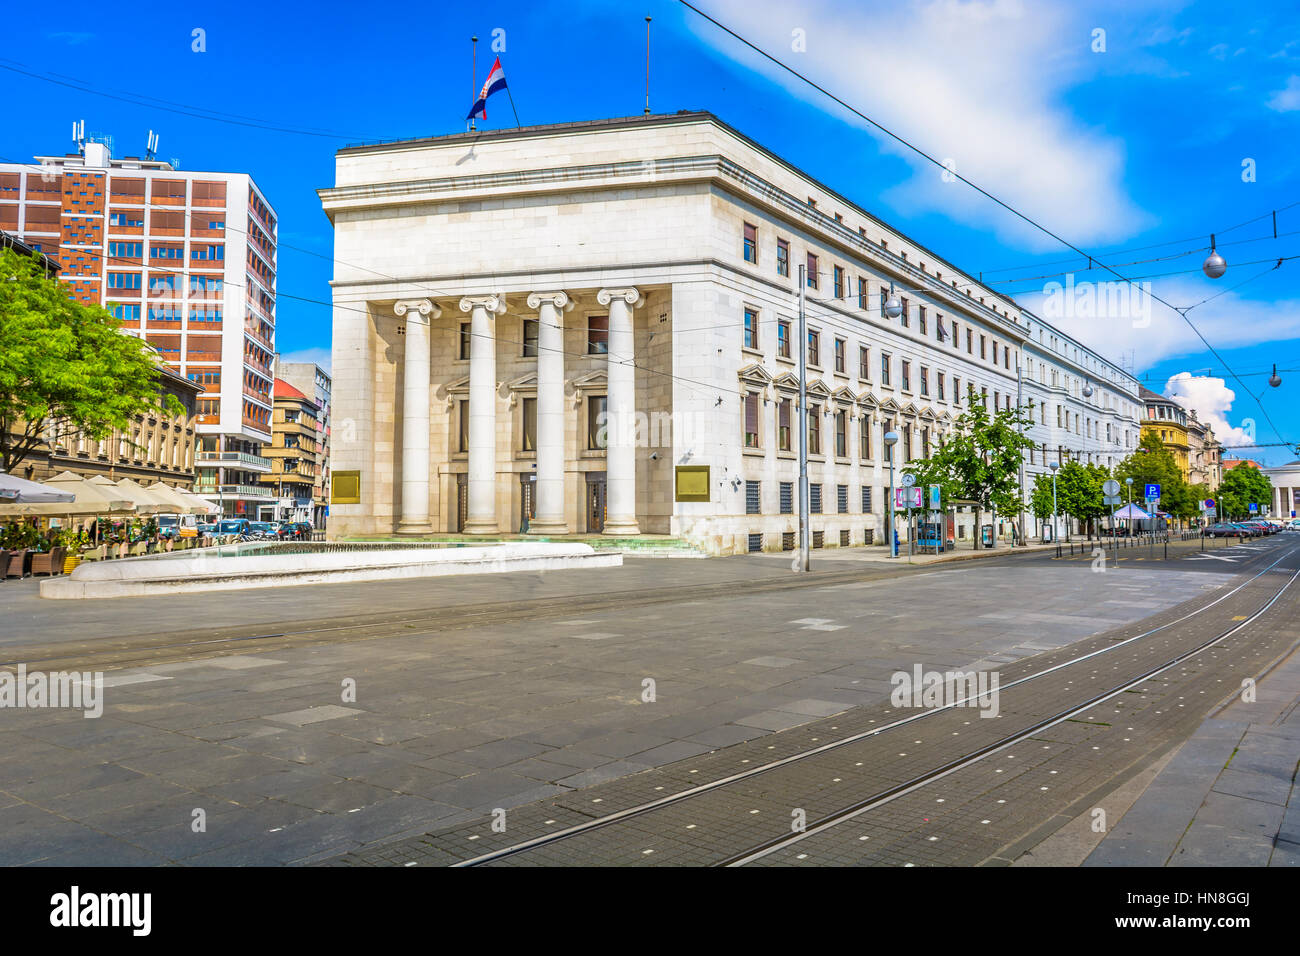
[331,470,361,504]
[674,465,710,502]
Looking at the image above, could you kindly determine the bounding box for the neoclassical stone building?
[319,112,1140,553]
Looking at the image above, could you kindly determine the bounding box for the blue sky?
[5,0,1299,463]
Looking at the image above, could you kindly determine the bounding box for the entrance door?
[585,472,607,534]
[520,474,536,531]
[455,473,467,532]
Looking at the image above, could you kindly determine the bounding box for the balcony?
[192,482,272,500]
[196,450,273,473]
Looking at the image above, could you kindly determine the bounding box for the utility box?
[981,524,994,549]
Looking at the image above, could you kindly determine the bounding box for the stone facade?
[319,113,1141,553]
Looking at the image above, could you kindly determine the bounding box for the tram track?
[434,536,1300,867]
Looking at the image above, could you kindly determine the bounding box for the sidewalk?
[1084,643,1300,867]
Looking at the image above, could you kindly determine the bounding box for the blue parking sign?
[1144,483,1161,500]
[1248,502,1258,513]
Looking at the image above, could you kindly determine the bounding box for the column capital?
[393,298,439,319]
[526,291,573,312]
[458,293,507,315]
[596,287,641,308]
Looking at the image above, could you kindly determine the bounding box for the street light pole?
[797,263,810,573]
[884,430,899,558]
[1050,460,1060,548]
[1016,360,1026,548]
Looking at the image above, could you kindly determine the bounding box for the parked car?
[247,522,279,540]
[276,522,313,541]
[216,518,250,537]
[1205,523,1248,538]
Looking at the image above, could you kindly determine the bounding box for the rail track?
[439,536,1300,867]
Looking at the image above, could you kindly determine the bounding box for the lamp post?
[1050,460,1060,546]
[796,263,810,572]
[884,430,899,558]
[1202,235,1227,279]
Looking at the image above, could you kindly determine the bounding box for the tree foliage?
[1217,465,1274,520]
[905,395,1036,517]
[0,247,180,472]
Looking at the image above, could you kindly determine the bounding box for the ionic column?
[526,291,571,534]
[597,287,641,535]
[394,298,438,534]
[458,293,506,534]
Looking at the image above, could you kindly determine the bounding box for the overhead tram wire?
[677,0,1291,447]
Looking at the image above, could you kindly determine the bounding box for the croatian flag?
[466,57,507,120]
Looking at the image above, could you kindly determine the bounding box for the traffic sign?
[1249,502,1258,513]
[1103,495,1121,506]
[901,474,915,488]
[1144,483,1161,500]
[1202,498,1216,511]
[1102,479,1121,497]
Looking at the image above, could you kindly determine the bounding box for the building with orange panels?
[0,133,278,518]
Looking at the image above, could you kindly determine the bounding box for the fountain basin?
[40,541,621,599]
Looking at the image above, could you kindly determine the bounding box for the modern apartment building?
[0,133,278,517]
[259,378,318,523]
[275,359,332,527]
[319,112,1142,553]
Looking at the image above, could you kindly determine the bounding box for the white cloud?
[1266,75,1300,111]
[1017,274,1300,369]
[687,0,1150,248]
[1161,372,1258,448]
[277,347,332,374]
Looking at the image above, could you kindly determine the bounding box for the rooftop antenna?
[469,35,478,132]
[72,119,85,151]
[145,130,159,161]
[645,16,652,115]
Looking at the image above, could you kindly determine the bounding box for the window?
[780,481,794,514]
[899,297,910,327]
[919,366,929,396]
[108,241,141,258]
[937,372,945,401]
[587,315,608,354]
[980,334,987,359]
[107,272,141,289]
[744,392,760,448]
[522,318,539,357]
[833,265,845,298]
[837,484,849,513]
[776,238,790,277]
[109,303,140,320]
[191,245,224,261]
[857,277,867,309]
[746,480,761,515]
[807,330,820,367]
[859,415,871,460]
[901,360,911,392]
[778,398,792,451]
[918,307,927,335]
[862,486,873,512]
[922,427,931,459]
[806,253,818,288]
[521,397,537,451]
[966,329,973,353]
[835,410,847,458]
[859,346,870,380]
[903,427,912,461]
[953,377,962,404]
[457,400,469,452]
[951,320,959,348]
[743,308,759,350]
[458,323,471,360]
[777,320,791,359]
[587,395,608,449]
[834,338,846,374]
[743,222,757,264]
[149,275,175,292]
[810,483,823,514]
[808,405,822,455]
[881,353,891,386]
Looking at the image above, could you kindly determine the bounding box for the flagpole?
[505,87,522,129]
[645,16,652,115]
[469,36,478,132]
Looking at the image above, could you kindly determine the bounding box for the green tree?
[1218,465,1273,520]
[0,247,180,472]
[905,394,1035,542]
